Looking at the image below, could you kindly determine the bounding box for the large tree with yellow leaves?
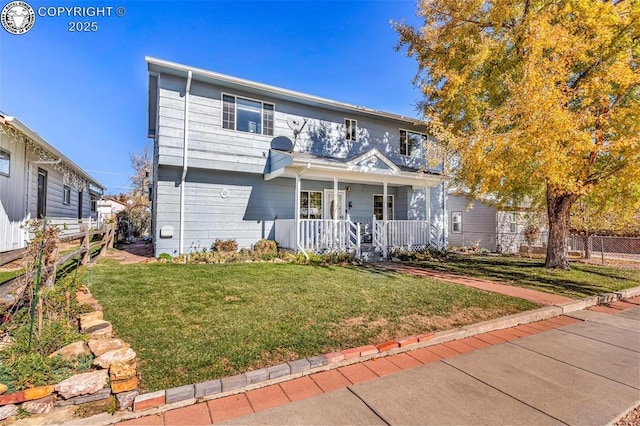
[395,0,640,268]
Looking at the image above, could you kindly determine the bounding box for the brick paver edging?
[64,286,640,426]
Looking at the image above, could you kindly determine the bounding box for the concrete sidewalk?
[221,305,640,425]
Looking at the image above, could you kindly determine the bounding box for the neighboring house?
[96,196,127,229]
[0,113,105,252]
[447,193,545,253]
[146,57,448,259]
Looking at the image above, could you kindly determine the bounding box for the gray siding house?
[146,58,448,259]
[0,113,105,252]
[447,193,541,253]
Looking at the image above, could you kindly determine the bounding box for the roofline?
[145,56,425,126]
[2,114,106,190]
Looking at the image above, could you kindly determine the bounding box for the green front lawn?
[408,255,640,298]
[84,260,536,391]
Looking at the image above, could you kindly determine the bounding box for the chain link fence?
[568,235,640,263]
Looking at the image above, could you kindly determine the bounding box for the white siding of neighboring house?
[447,195,499,251]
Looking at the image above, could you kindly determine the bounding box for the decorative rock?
[88,338,129,356]
[76,291,98,306]
[0,384,7,395]
[84,321,113,339]
[80,317,108,332]
[116,390,138,411]
[111,376,138,394]
[0,404,18,421]
[24,385,55,401]
[110,359,137,381]
[56,387,112,406]
[78,311,104,326]
[22,395,54,414]
[93,347,136,369]
[0,390,25,405]
[48,341,91,360]
[55,370,109,399]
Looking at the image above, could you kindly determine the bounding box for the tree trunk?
[545,184,578,269]
[584,235,592,259]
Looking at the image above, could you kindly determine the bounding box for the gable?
[347,149,399,174]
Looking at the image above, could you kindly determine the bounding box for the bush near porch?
[83,260,536,392]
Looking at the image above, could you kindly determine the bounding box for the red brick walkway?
[113,299,640,426]
[376,263,575,306]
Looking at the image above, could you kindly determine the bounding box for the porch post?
[383,181,388,258]
[295,173,301,250]
[425,186,431,246]
[333,177,339,249]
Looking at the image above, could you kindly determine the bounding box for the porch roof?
[265,148,447,187]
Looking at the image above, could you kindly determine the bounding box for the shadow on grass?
[408,255,640,298]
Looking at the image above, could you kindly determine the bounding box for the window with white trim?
[345,118,357,141]
[452,211,462,233]
[373,195,394,220]
[300,191,322,219]
[63,185,71,205]
[222,94,274,136]
[509,212,517,233]
[400,129,427,157]
[0,150,9,177]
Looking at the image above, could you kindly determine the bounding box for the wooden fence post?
[108,225,115,248]
[81,225,90,265]
[99,226,110,257]
[45,245,59,288]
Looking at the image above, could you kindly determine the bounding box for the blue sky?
[0,0,423,193]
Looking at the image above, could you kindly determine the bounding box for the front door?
[324,190,346,219]
[37,169,47,218]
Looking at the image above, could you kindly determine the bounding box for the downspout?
[179,70,192,255]
[295,165,310,261]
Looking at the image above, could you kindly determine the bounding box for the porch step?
[360,251,384,263]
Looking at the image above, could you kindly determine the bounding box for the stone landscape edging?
[69,284,640,426]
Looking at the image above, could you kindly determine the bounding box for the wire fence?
[567,235,640,263]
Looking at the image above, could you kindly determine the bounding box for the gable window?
[345,118,357,141]
[222,94,274,136]
[400,129,427,157]
[0,150,9,177]
[452,211,462,233]
[300,191,322,219]
[373,195,394,220]
[509,212,517,233]
[63,186,71,205]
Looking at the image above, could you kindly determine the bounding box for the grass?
[0,269,22,284]
[84,260,536,391]
[408,255,640,298]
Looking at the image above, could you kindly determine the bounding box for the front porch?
[267,147,445,260]
[275,216,432,260]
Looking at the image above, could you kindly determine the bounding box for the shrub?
[158,253,173,262]
[251,239,277,260]
[212,239,238,253]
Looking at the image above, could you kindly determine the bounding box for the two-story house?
[146,57,448,259]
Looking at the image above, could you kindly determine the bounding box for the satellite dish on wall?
[271,136,294,152]
[286,117,308,145]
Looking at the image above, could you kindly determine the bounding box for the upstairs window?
[400,129,427,157]
[345,118,357,141]
[222,94,274,136]
[452,211,462,233]
[63,185,71,205]
[0,150,9,177]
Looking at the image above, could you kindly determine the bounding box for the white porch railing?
[275,217,430,259]
[0,213,29,253]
